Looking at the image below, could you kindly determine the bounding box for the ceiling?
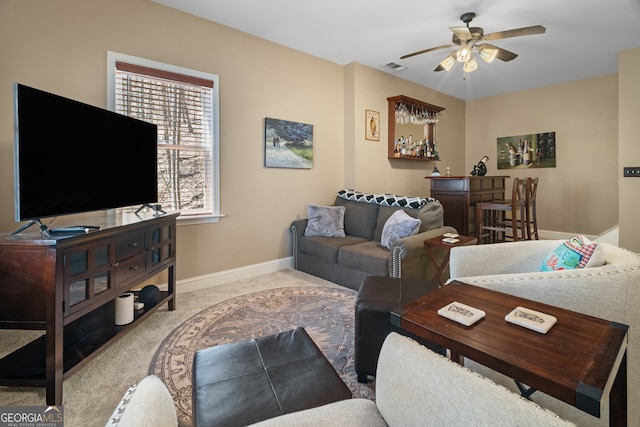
[152,0,640,101]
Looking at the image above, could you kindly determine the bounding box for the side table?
[390,281,628,425]
[423,234,477,286]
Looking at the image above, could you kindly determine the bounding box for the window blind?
[114,61,214,216]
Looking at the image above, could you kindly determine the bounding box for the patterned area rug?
[150,286,375,426]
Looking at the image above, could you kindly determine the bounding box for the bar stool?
[506,177,538,240]
[524,177,539,240]
[476,177,528,244]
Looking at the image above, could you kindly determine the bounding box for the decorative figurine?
[470,156,489,176]
[431,167,441,176]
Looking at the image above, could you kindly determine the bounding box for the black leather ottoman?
[192,327,352,427]
[355,276,444,382]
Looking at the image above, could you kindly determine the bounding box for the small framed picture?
[365,109,380,141]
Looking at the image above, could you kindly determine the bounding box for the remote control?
[50,227,89,234]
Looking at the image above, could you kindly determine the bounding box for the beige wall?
[0,0,348,280]
[618,48,640,252]
[0,1,636,282]
[466,75,620,236]
[344,63,466,196]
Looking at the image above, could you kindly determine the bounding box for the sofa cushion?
[415,199,445,232]
[380,210,420,249]
[105,375,177,427]
[338,241,390,276]
[540,235,605,271]
[300,235,368,264]
[304,205,346,237]
[373,201,444,241]
[334,197,379,240]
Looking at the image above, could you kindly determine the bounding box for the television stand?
[0,212,178,405]
[10,218,51,238]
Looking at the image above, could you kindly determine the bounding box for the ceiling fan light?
[479,47,498,63]
[463,57,478,73]
[440,54,456,71]
[456,47,471,62]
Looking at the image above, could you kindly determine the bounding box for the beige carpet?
[0,269,353,427]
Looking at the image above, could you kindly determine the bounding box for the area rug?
[150,286,375,426]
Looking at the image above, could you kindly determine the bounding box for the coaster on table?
[442,237,460,244]
[505,306,557,334]
[438,301,486,326]
[443,233,459,238]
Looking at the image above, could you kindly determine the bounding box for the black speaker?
[138,285,160,306]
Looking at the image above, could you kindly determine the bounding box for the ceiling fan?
[401,12,546,74]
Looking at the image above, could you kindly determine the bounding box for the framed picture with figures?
[365,109,380,141]
[497,132,556,169]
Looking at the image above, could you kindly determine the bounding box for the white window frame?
[107,51,221,225]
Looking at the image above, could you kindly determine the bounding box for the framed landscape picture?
[497,131,556,169]
[264,118,313,169]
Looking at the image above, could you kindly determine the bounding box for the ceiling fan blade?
[434,64,445,72]
[449,26,472,41]
[401,44,455,60]
[495,46,518,62]
[483,25,546,41]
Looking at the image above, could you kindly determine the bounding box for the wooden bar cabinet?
[426,176,508,236]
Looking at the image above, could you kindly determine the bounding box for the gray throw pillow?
[381,209,421,249]
[304,205,346,237]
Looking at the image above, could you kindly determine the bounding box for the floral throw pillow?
[304,205,346,237]
[540,235,605,271]
[380,209,421,249]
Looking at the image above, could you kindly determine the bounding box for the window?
[107,52,220,224]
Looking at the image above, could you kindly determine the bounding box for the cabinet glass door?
[150,223,174,267]
[65,242,114,314]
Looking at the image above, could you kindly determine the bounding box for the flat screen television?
[13,83,158,230]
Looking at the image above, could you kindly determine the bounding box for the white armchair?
[449,240,640,427]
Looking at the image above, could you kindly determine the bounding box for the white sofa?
[252,333,572,426]
[449,239,640,427]
[106,333,573,426]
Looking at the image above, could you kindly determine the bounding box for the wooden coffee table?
[390,281,628,426]
[423,234,477,286]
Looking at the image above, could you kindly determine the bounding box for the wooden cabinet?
[0,212,178,405]
[427,176,508,236]
[387,95,445,160]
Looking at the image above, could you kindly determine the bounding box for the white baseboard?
[171,257,294,293]
[593,226,619,245]
[538,230,594,241]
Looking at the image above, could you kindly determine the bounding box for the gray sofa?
[107,333,573,426]
[449,239,640,426]
[291,191,456,290]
